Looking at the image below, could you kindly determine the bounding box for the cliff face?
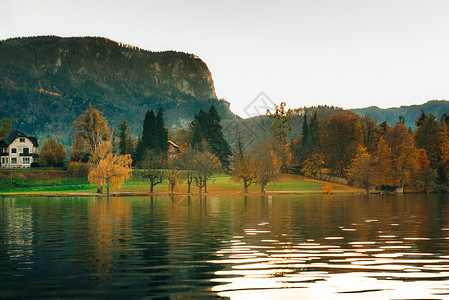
[0,36,234,144]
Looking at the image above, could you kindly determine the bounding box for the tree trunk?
[244,181,249,193]
[150,183,154,193]
[204,181,207,193]
[97,186,103,194]
[261,184,266,193]
[187,182,191,193]
[171,184,174,194]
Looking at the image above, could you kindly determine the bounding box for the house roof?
[0,130,38,147]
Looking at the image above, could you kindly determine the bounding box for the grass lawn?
[0,169,362,195]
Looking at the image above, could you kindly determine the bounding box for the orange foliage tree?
[322,112,363,176]
[384,123,418,189]
[88,153,132,195]
[40,138,67,167]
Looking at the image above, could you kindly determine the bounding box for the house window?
[23,157,30,164]
[11,148,17,154]
[23,148,29,154]
[11,158,17,164]
[20,138,25,143]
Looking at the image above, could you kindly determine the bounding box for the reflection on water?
[1,194,449,299]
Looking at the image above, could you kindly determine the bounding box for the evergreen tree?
[118,119,130,155]
[300,114,310,160]
[205,105,232,170]
[156,108,169,155]
[309,112,321,153]
[135,110,157,164]
[190,106,232,170]
[190,112,206,151]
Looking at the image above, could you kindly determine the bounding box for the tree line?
[291,110,449,193]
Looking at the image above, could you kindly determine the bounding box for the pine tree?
[309,112,321,153]
[156,108,169,155]
[118,119,130,155]
[205,105,232,170]
[300,114,310,160]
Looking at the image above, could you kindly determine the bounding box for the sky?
[1,0,449,117]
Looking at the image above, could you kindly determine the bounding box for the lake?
[2,194,449,299]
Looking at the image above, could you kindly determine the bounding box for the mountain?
[0,36,236,145]
[351,100,449,129]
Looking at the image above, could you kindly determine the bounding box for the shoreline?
[0,189,365,198]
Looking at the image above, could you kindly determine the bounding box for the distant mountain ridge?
[351,100,449,129]
[0,36,236,145]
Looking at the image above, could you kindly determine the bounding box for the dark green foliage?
[118,120,131,155]
[135,108,169,164]
[0,36,236,149]
[190,105,232,170]
[294,112,321,165]
[156,108,169,155]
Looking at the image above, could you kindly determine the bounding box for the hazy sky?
[1,0,449,117]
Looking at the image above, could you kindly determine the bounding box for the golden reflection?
[76,197,133,279]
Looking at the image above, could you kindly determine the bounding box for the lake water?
[2,194,449,299]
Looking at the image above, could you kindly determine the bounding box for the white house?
[0,130,39,168]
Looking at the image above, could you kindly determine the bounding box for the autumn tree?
[411,149,436,192]
[193,151,222,193]
[40,139,67,167]
[231,140,256,193]
[251,140,280,193]
[166,158,180,194]
[346,146,374,194]
[141,149,165,193]
[371,138,393,188]
[72,105,110,160]
[88,153,132,195]
[322,112,363,176]
[360,115,381,154]
[266,102,293,143]
[385,123,418,191]
[179,149,197,193]
[0,117,12,140]
[300,153,325,178]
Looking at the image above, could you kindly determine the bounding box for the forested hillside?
[0,36,236,145]
[351,100,449,129]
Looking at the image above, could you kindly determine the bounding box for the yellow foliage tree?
[88,153,132,195]
[301,153,325,178]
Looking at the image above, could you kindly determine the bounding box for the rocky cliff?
[0,36,235,144]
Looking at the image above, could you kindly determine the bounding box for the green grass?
[0,169,360,194]
[0,177,95,193]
